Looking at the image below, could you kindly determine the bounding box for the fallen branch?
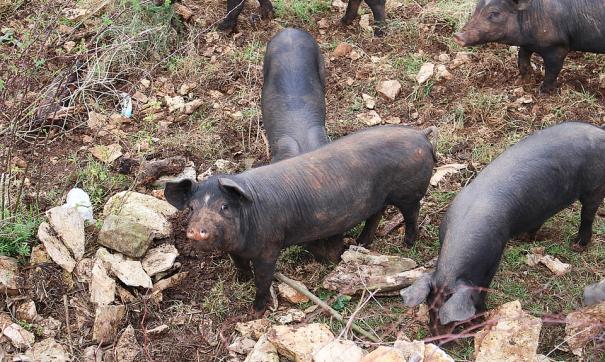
[274,272,380,343]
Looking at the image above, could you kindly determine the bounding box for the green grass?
[273,0,331,22]
[0,209,41,257]
[74,158,129,209]
[391,53,430,79]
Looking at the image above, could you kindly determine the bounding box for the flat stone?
[93,305,126,344]
[424,343,454,361]
[142,244,179,277]
[153,162,196,188]
[416,63,435,84]
[46,205,85,260]
[565,300,605,356]
[98,191,177,258]
[115,325,141,362]
[267,323,334,362]
[314,340,366,362]
[333,43,352,57]
[0,256,20,294]
[96,248,152,289]
[24,338,69,361]
[475,300,542,362]
[361,346,406,362]
[90,259,116,305]
[376,80,401,101]
[30,244,50,265]
[236,319,272,340]
[35,317,61,339]
[277,282,309,304]
[228,336,256,355]
[37,222,76,273]
[3,323,35,349]
[323,245,422,295]
[244,334,279,362]
[16,301,37,323]
[277,309,305,325]
[83,345,103,362]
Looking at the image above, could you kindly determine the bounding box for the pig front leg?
[218,0,247,32]
[539,47,568,93]
[364,0,386,37]
[341,0,362,25]
[252,256,278,313]
[230,253,253,281]
[517,47,533,77]
[572,192,605,251]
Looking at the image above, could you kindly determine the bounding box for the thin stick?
[63,295,74,355]
[274,272,380,343]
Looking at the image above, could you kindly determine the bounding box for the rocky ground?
[1,0,605,361]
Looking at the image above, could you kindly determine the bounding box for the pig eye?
[220,203,229,212]
[488,11,500,20]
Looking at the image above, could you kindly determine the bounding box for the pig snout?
[187,227,210,241]
[453,32,468,47]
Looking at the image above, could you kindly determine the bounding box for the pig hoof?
[236,270,253,282]
[251,305,267,318]
[571,243,587,252]
[340,15,357,26]
[217,20,236,32]
[539,83,557,95]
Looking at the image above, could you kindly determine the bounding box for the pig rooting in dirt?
[165,125,437,313]
[401,122,605,334]
[455,0,605,92]
[262,28,328,162]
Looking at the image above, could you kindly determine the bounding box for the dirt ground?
[1,0,605,360]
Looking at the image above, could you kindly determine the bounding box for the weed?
[273,0,331,23]
[74,158,128,209]
[461,88,507,125]
[0,208,40,257]
[391,53,429,79]
[420,0,474,31]
[202,279,230,318]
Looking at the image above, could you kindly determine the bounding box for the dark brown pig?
[454,0,605,92]
[165,125,436,312]
[401,122,605,334]
[218,0,387,36]
[262,28,328,163]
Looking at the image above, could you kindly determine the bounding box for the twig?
[63,295,74,355]
[274,272,380,343]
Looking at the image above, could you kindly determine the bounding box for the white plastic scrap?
[121,92,133,118]
[63,188,94,222]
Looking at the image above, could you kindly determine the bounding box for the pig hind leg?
[539,47,568,93]
[573,191,605,251]
[357,209,384,247]
[395,200,420,247]
[218,0,247,31]
[363,0,386,36]
[341,0,362,25]
[258,0,274,19]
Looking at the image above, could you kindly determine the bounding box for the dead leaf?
[90,144,123,164]
[430,163,466,186]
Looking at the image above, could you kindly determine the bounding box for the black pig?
[262,28,328,162]
[402,122,605,332]
[454,0,605,92]
[165,125,436,312]
[218,0,387,37]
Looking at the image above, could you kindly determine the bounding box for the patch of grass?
[0,208,40,257]
[420,0,474,31]
[460,88,508,125]
[202,279,230,318]
[273,0,331,22]
[75,158,129,209]
[391,53,429,79]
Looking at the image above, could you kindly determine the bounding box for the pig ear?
[401,272,433,306]
[513,0,531,10]
[438,286,476,325]
[218,178,253,202]
[164,179,194,210]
